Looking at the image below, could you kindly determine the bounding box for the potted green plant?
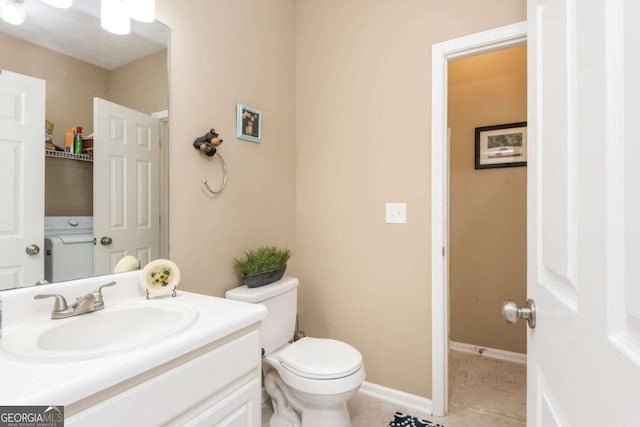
[233,246,292,288]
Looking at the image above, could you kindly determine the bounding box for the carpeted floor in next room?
[262,350,526,427]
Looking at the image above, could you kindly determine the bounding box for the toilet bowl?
[264,337,365,427]
[225,277,365,427]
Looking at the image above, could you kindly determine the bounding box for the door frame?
[430,21,527,417]
[152,109,170,259]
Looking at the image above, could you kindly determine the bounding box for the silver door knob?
[100,236,113,246]
[502,299,536,329]
[25,244,40,255]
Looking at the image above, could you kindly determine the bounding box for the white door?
[527,0,640,424]
[0,70,45,290]
[93,98,160,275]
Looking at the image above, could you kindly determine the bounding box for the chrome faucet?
[34,281,116,319]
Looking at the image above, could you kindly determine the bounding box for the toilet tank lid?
[225,276,299,303]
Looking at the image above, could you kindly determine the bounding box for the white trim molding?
[151,110,169,119]
[358,382,433,418]
[449,341,526,365]
[430,21,527,418]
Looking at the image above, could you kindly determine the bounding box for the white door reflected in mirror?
[93,98,160,275]
[0,70,45,291]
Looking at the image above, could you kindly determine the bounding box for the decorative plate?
[140,259,181,297]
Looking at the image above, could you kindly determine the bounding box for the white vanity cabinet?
[0,273,267,426]
[66,327,262,427]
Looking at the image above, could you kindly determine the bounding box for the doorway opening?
[447,44,527,423]
[430,22,527,417]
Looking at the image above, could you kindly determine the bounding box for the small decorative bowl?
[140,259,181,297]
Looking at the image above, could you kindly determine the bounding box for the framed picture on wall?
[475,122,527,169]
[236,104,262,143]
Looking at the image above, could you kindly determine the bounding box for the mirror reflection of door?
[93,98,160,276]
[0,70,45,290]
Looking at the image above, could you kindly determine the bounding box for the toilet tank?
[225,276,299,355]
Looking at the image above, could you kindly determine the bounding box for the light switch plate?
[385,202,407,224]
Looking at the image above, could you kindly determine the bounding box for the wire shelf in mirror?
[45,150,93,162]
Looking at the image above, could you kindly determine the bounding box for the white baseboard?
[449,340,526,364]
[358,382,433,417]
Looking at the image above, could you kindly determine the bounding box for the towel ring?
[202,153,227,195]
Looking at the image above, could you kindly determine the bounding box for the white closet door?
[0,70,45,290]
[93,98,160,275]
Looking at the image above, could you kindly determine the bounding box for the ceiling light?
[101,0,130,35]
[127,0,154,23]
[1,0,26,26]
[40,0,72,8]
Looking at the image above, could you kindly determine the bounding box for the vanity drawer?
[66,329,261,427]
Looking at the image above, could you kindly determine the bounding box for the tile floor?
[448,350,526,423]
[262,350,526,426]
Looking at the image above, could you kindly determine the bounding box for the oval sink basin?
[1,299,198,362]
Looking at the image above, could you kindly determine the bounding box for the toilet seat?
[279,337,362,380]
[265,337,366,396]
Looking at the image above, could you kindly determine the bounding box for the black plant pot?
[242,265,286,288]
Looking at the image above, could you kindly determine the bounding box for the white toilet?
[225,276,365,427]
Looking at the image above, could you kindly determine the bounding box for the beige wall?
[157,0,297,297]
[295,0,526,398]
[109,49,168,115]
[448,46,528,354]
[0,31,106,216]
[0,31,109,148]
[45,158,93,216]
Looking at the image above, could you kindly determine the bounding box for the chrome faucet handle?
[93,281,116,303]
[34,294,69,312]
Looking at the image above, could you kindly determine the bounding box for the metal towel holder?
[202,153,227,195]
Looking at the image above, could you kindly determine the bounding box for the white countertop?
[0,272,266,405]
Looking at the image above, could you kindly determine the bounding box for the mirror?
[0,0,169,291]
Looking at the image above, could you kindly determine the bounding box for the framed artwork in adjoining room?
[236,104,262,143]
[475,122,527,169]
